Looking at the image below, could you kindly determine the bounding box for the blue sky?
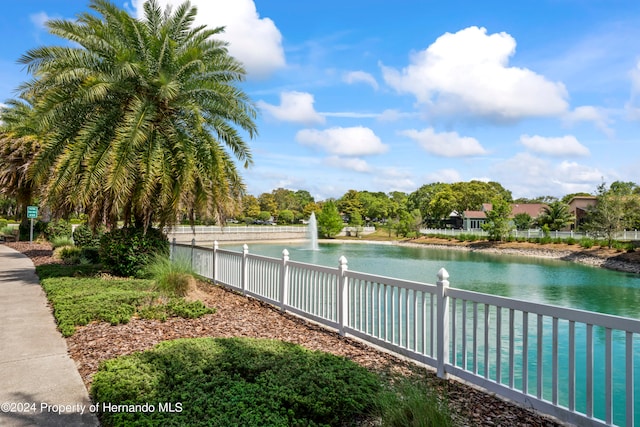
[2,1,640,201]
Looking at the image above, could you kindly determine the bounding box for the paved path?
[0,245,98,426]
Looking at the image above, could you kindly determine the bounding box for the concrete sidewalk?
[0,244,98,426]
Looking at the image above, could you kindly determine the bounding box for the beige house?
[567,196,597,229]
[459,203,547,230]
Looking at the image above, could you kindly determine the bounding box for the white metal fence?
[166,225,306,234]
[171,240,640,427]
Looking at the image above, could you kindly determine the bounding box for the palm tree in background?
[18,0,257,230]
[536,201,575,231]
[0,99,41,222]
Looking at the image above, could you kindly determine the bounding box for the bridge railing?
[171,239,640,427]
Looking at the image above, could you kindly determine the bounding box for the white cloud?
[425,168,462,183]
[519,134,590,157]
[626,60,640,120]
[132,0,285,78]
[563,106,613,137]
[258,91,325,125]
[381,26,568,122]
[490,153,602,197]
[30,12,52,29]
[296,126,388,156]
[343,71,379,90]
[401,127,487,157]
[325,156,372,172]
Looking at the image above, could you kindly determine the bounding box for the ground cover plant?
[37,264,213,336]
[91,337,385,426]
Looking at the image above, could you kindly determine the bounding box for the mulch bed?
[4,241,562,426]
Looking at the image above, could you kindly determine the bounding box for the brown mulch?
[4,241,562,427]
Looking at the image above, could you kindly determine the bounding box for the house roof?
[461,202,548,219]
[511,203,547,217]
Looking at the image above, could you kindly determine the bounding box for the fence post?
[437,267,450,379]
[170,237,176,261]
[212,241,218,282]
[190,238,195,270]
[241,244,248,295]
[338,256,348,336]
[279,249,289,311]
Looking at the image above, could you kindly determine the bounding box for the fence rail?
[171,239,640,427]
[166,225,307,234]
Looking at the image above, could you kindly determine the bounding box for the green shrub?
[580,238,595,249]
[43,219,72,240]
[144,256,196,297]
[91,337,382,427]
[53,246,82,264]
[0,219,7,229]
[50,236,75,249]
[72,223,104,247]
[80,247,100,264]
[565,237,577,245]
[99,227,169,277]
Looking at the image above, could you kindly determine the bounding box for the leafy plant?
[91,337,383,427]
[376,379,453,427]
[99,227,169,277]
[579,238,595,249]
[144,255,196,297]
[72,223,104,247]
[43,219,72,240]
[50,236,74,248]
[53,245,82,264]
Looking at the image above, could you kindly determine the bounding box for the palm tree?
[536,201,575,231]
[0,99,41,222]
[18,0,257,230]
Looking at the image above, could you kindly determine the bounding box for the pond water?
[223,241,640,319]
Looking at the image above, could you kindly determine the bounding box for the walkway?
[0,244,98,426]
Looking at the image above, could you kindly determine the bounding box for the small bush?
[91,337,382,427]
[565,237,577,245]
[579,238,595,249]
[72,223,104,247]
[50,236,74,249]
[43,219,72,240]
[144,256,196,297]
[376,379,453,427]
[53,246,82,264]
[99,227,169,277]
[0,219,7,229]
[80,247,100,264]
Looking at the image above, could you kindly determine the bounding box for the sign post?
[27,206,38,244]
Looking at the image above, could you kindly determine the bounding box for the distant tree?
[583,182,629,247]
[514,195,558,204]
[277,209,294,224]
[293,190,315,210]
[395,209,422,238]
[258,193,278,216]
[257,211,271,222]
[317,201,343,238]
[0,99,41,224]
[513,213,533,230]
[337,189,363,222]
[428,188,458,227]
[536,201,574,231]
[608,181,638,196]
[242,195,261,219]
[482,198,513,241]
[302,201,321,218]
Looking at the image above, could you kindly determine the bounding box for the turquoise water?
[224,241,640,318]
[220,241,640,425]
